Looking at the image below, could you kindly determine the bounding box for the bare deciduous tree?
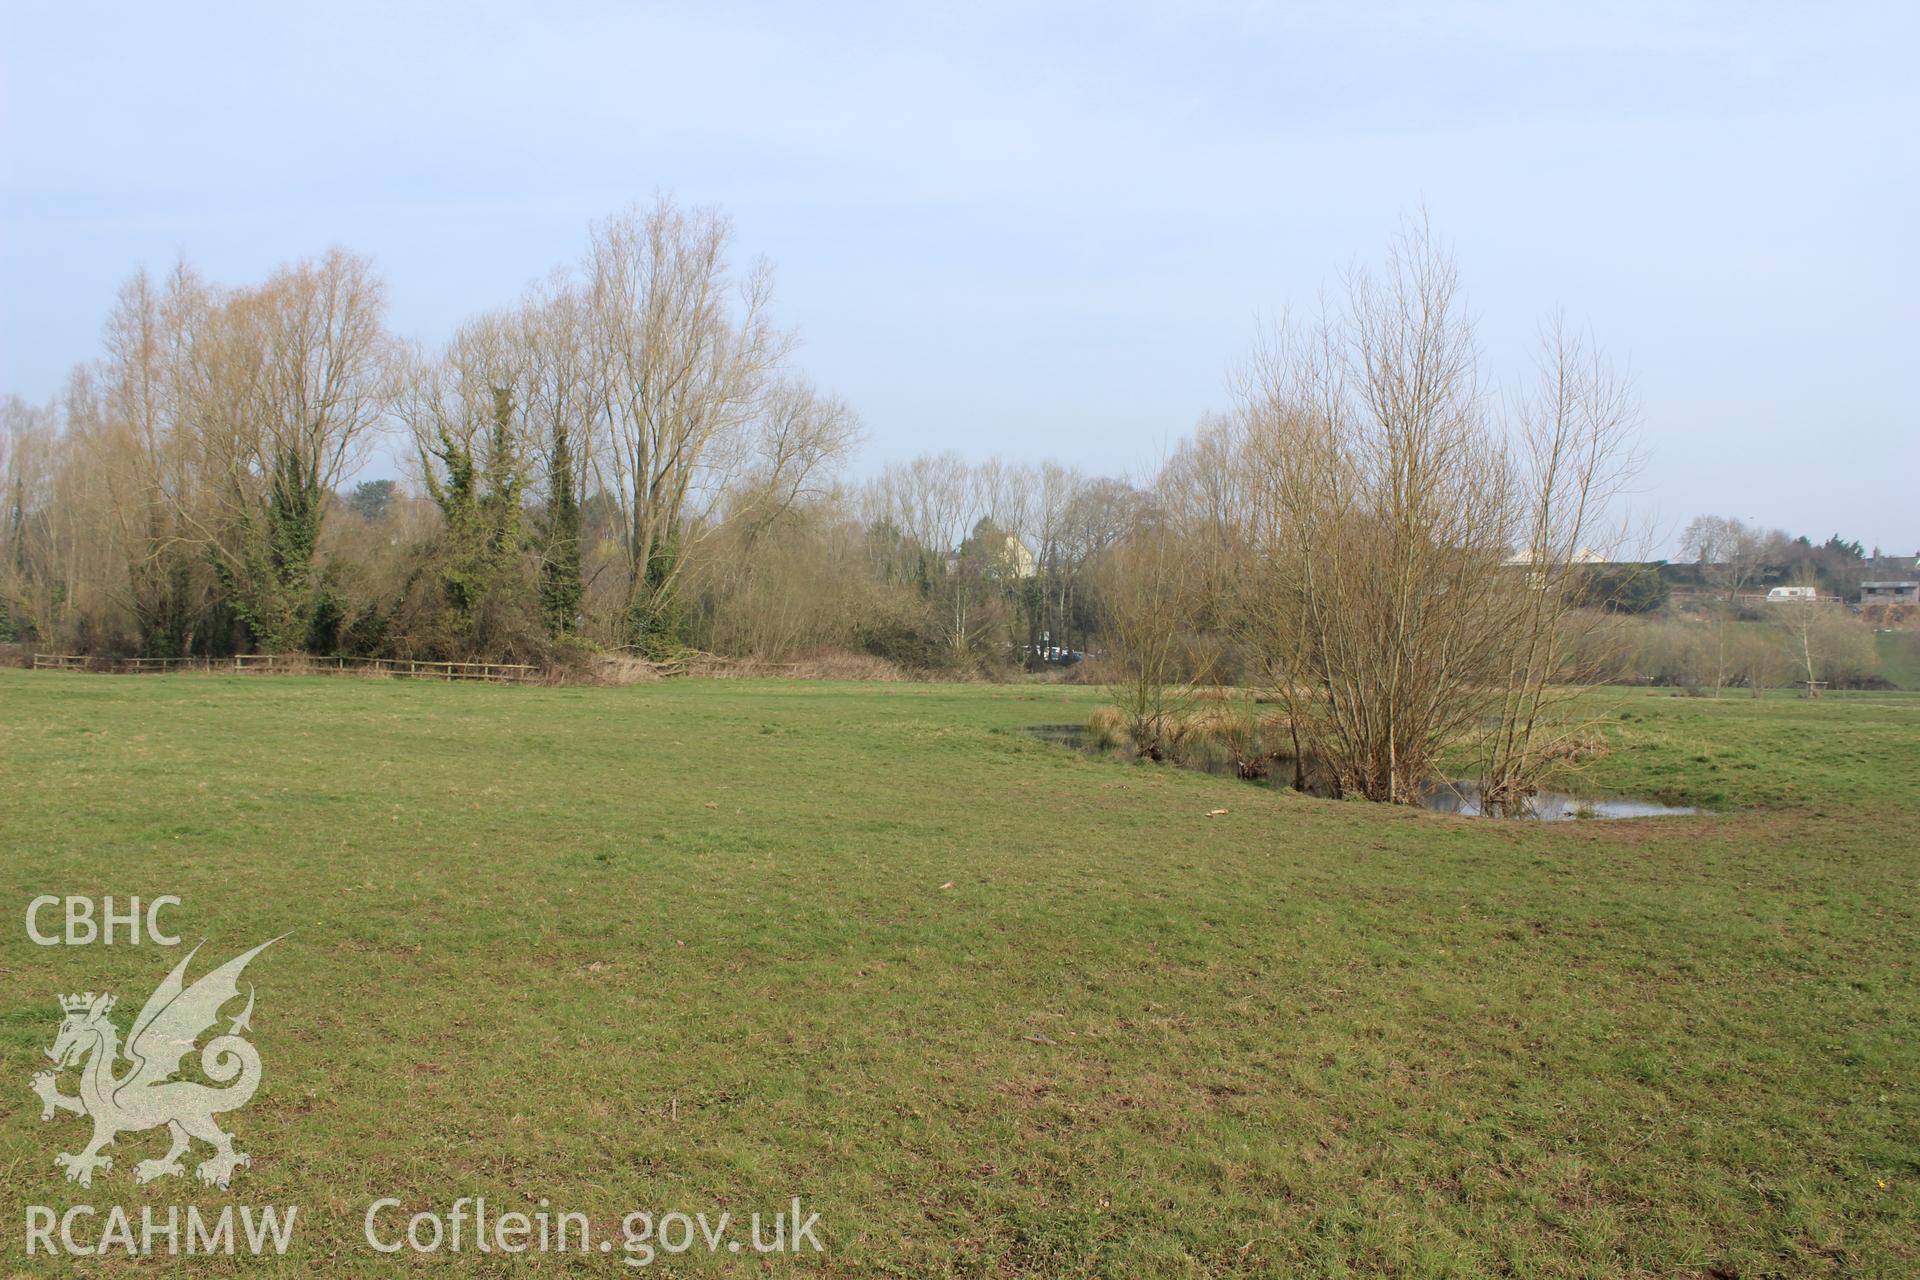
[0,395,64,642]
[861,452,977,567]
[93,266,218,656]
[1477,324,1640,810]
[584,198,788,652]
[728,380,860,549]
[1682,515,1776,602]
[1232,226,1639,807]
[1099,508,1211,758]
[184,249,392,651]
[1238,226,1509,802]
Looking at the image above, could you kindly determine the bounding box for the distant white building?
[944,533,1037,579]
[1502,547,1608,567]
[1001,533,1037,579]
[1502,546,1607,590]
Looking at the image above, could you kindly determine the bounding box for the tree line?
[0,198,1143,673]
[1678,515,1903,600]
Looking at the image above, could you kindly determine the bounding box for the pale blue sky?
[2,1,1914,554]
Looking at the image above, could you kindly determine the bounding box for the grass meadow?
[0,671,1915,1276]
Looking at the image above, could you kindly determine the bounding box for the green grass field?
[1,672,1915,1277]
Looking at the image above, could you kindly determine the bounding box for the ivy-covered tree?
[540,417,582,638]
[215,450,329,652]
[424,387,526,648]
[201,251,389,652]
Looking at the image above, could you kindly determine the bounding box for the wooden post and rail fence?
[1667,589,1847,606]
[30,653,539,684]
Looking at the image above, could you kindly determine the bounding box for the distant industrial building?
[1859,581,1919,606]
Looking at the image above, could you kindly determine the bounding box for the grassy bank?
[1,672,1915,1276]
[1874,630,1920,691]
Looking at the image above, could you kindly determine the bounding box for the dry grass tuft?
[1086,704,1126,749]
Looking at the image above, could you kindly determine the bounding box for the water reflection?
[1025,724,1698,821]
